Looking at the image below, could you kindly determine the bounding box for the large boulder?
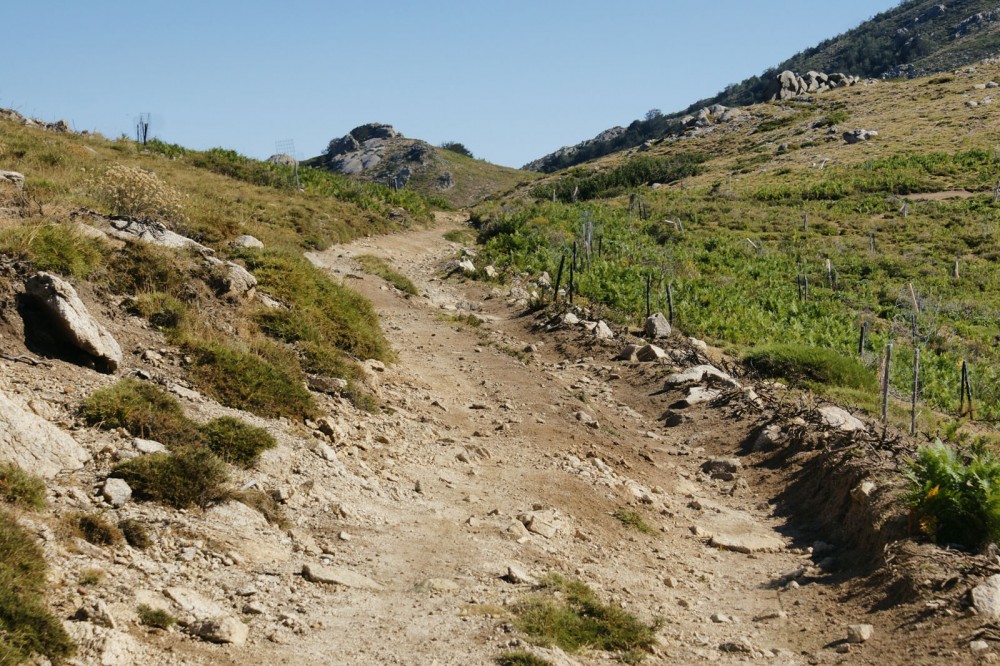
[0,390,90,478]
[25,272,123,372]
[0,170,25,190]
[644,312,671,339]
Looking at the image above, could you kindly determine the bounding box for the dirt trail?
[235,211,929,665]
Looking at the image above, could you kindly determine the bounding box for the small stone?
[851,481,877,503]
[663,577,678,588]
[710,612,731,623]
[971,640,991,652]
[574,411,598,428]
[644,312,672,339]
[133,437,166,454]
[195,616,249,646]
[593,320,615,340]
[102,478,132,507]
[505,564,537,585]
[302,563,382,590]
[846,623,874,643]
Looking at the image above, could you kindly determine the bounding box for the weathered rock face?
[767,69,861,100]
[644,312,671,339]
[25,272,123,372]
[0,170,25,190]
[0,389,90,479]
[266,153,297,166]
[843,128,878,144]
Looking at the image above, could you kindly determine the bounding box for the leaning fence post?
[881,343,893,423]
[911,346,920,436]
[858,322,868,359]
[553,255,565,304]
[667,283,674,325]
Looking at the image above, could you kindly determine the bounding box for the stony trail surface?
[6,213,980,665]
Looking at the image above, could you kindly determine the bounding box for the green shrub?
[0,464,46,510]
[187,340,316,419]
[355,254,419,296]
[612,508,656,535]
[0,511,75,663]
[112,448,229,509]
[513,574,656,657]
[137,604,176,629]
[71,513,124,547]
[905,441,1000,548]
[0,222,105,278]
[129,292,188,332]
[118,519,151,550]
[198,417,276,468]
[744,344,876,391]
[80,379,202,447]
[441,141,474,158]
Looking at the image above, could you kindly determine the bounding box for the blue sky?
[4,1,901,168]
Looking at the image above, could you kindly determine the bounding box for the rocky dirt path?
[256,212,903,665]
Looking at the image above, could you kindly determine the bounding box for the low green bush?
[513,574,657,658]
[112,448,229,509]
[187,340,317,419]
[0,222,106,278]
[0,511,75,663]
[0,463,46,510]
[744,344,876,391]
[137,604,176,629]
[496,652,553,666]
[198,416,276,468]
[905,440,1000,548]
[80,379,201,447]
[118,519,152,550]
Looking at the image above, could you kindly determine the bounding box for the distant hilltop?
[304,123,536,208]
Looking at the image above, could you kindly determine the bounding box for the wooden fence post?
[553,255,565,304]
[911,346,920,436]
[881,343,893,424]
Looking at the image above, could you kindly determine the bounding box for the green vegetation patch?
[496,652,553,666]
[70,512,124,547]
[112,448,229,509]
[0,222,106,278]
[355,254,419,296]
[0,464,46,510]
[612,508,656,535]
[118,519,151,550]
[81,378,202,446]
[744,344,876,391]
[513,574,657,659]
[533,154,707,203]
[905,441,1000,549]
[198,416,276,468]
[137,604,176,630]
[0,511,75,664]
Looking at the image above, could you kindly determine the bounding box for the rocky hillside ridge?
[304,123,536,208]
[525,0,1000,173]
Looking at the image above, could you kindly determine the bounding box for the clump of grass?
[612,508,656,535]
[197,417,276,468]
[744,344,876,392]
[439,312,483,328]
[513,574,657,659]
[905,440,1000,549]
[80,378,201,446]
[91,164,185,222]
[137,604,176,630]
[0,463,46,510]
[0,510,75,663]
[129,292,188,333]
[355,254,419,296]
[79,568,105,586]
[111,448,229,509]
[71,513,124,547]
[0,222,106,278]
[496,652,553,666]
[187,340,317,419]
[118,519,152,549]
[444,228,476,244]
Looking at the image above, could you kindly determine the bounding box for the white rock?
[846,623,874,643]
[562,313,580,326]
[231,234,263,249]
[664,364,739,388]
[506,563,537,585]
[102,478,132,507]
[163,587,230,621]
[973,575,1000,619]
[0,389,90,479]
[593,320,615,340]
[709,532,785,554]
[302,563,383,590]
[0,170,25,190]
[25,272,123,371]
[679,386,721,406]
[195,616,249,645]
[644,312,672,339]
[816,405,865,432]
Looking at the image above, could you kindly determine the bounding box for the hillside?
[303,123,537,208]
[526,0,1000,172]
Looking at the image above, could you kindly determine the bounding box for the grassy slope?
[474,62,1000,433]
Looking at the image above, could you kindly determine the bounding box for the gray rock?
[517,509,561,538]
[574,411,598,428]
[0,389,90,479]
[972,575,1000,619]
[0,170,25,190]
[636,344,666,362]
[194,616,249,645]
[644,312,671,339]
[614,344,640,362]
[664,365,738,388]
[677,386,721,407]
[73,599,117,629]
[231,234,263,249]
[25,272,123,372]
[302,563,383,590]
[133,437,167,454]
[593,320,615,340]
[816,406,865,432]
[702,458,741,478]
[457,258,476,274]
[102,478,132,507]
[505,563,537,585]
[562,313,580,326]
[846,624,874,643]
[164,587,231,622]
[843,129,878,144]
[709,532,785,554]
[307,375,349,395]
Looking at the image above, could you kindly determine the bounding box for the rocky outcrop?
[767,70,862,100]
[0,108,71,133]
[523,126,626,172]
[25,272,124,372]
[0,389,90,479]
[266,153,297,166]
[843,128,879,144]
[0,170,25,190]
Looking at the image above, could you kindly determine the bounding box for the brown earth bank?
[1,213,997,665]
